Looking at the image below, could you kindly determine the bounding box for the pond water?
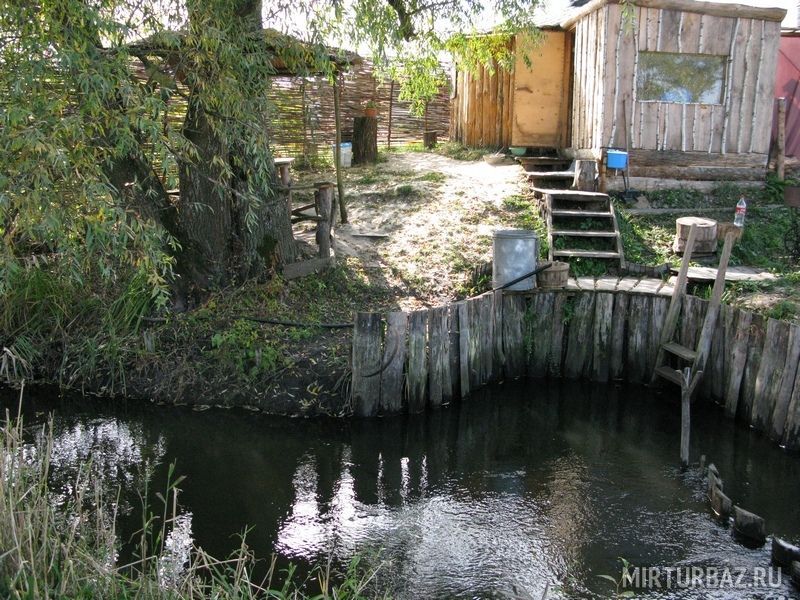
[3,380,800,599]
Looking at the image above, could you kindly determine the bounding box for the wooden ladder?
[538,188,625,269]
[651,225,736,392]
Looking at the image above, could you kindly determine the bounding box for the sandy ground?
[297,152,528,310]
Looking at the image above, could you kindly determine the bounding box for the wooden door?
[511,31,572,148]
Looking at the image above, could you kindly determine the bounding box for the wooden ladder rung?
[662,342,698,362]
[655,366,684,386]
[553,250,620,258]
[551,230,618,237]
[550,209,613,217]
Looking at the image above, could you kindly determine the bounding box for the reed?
[0,386,386,599]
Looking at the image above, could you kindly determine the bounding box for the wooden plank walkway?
[564,275,674,296]
[669,265,778,283]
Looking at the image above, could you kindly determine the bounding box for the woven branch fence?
[267,61,451,163]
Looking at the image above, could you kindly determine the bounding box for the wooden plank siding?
[571,10,607,152]
[450,44,515,148]
[568,2,781,178]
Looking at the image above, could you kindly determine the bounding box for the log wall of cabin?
[570,4,781,178]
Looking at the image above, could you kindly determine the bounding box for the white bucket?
[334,143,352,168]
[492,229,538,291]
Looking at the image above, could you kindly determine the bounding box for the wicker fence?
[267,61,451,163]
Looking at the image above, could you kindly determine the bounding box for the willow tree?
[1,0,539,309]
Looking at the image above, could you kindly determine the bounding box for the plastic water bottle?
[734,197,747,228]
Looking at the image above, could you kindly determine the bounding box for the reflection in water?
[5,380,800,599]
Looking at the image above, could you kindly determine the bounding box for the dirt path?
[319,152,529,309]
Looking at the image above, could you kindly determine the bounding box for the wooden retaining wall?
[351,289,800,452]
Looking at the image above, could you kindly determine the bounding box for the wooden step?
[551,230,618,237]
[655,365,683,386]
[527,171,575,180]
[662,342,697,362]
[553,250,621,258]
[550,209,613,217]
[535,188,610,201]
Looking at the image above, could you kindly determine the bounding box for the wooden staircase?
[536,187,625,268]
[651,225,736,391]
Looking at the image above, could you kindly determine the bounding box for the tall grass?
[0,386,387,599]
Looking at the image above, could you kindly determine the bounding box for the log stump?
[674,217,718,255]
[353,116,378,164]
[423,130,438,149]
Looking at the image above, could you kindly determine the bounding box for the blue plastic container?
[606,149,628,169]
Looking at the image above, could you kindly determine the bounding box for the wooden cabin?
[450,0,787,184]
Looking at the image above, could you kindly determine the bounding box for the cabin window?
[637,52,726,104]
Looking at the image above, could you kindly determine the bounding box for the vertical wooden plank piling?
[770,324,800,441]
[549,293,567,378]
[528,292,555,378]
[351,312,383,417]
[480,294,495,384]
[740,314,766,423]
[751,319,790,432]
[781,366,800,451]
[592,293,614,383]
[502,294,526,379]
[379,312,408,414]
[407,310,429,413]
[468,298,482,389]
[648,296,669,375]
[564,293,596,379]
[441,306,453,404]
[610,293,629,380]
[626,295,652,383]
[492,291,505,381]
[447,304,461,402]
[724,309,752,419]
[427,306,445,409]
[708,304,732,402]
[458,302,470,398]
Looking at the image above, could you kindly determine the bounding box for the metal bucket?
[492,229,538,291]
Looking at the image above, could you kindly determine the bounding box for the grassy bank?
[0,398,385,599]
[3,149,798,408]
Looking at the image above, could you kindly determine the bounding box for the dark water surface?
[3,380,800,599]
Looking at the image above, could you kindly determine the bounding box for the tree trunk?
[353,116,378,164]
[171,0,296,298]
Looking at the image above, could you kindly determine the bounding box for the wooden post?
[777,97,786,181]
[274,157,294,224]
[332,74,348,223]
[680,367,703,468]
[315,182,333,259]
[599,150,608,193]
[651,224,698,385]
[573,160,598,191]
[387,80,394,149]
[352,312,383,417]
[692,232,735,376]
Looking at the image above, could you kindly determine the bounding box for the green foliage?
[395,184,417,198]
[415,171,446,183]
[209,319,282,378]
[321,0,542,116]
